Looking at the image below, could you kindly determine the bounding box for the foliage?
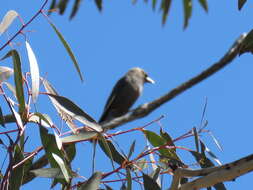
[0,1,253,190]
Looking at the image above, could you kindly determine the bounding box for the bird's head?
[127,67,155,85]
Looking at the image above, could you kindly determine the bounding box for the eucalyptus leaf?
[78,172,102,190]
[0,10,18,34]
[25,41,40,102]
[48,21,83,81]
[0,66,13,83]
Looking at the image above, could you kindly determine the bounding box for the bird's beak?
[145,76,155,84]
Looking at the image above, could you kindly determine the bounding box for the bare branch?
[102,33,247,131]
[170,154,253,190]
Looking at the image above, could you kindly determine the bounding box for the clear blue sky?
[1,0,253,189]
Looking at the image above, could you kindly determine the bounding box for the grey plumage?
[99,67,154,123]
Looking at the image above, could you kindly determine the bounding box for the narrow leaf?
[31,168,77,179]
[61,131,98,143]
[147,144,161,186]
[95,0,102,11]
[48,21,83,81]
[0,106,5,127]
[142,173,161,190]
[208,131,223,151]
[48,0,57,13]
[47,93,102,132]
[70,0,82,19]
[127,140,136,159]
[161,0,172,25]
[98,135,126,166]
[25,41,40,102]
[39,126,64,168]
[8,97,24,131]
[98,134,115,169]
[58,0,70,14]
[12,50,25,114]
[126,168,132,190]
[0,66,13,83]
[160,128,175,151]
[28,112,53,128]
[52,153,70,182]
[143,130,180,160]
[31,168,64,178]
[43,79,78,132]
[54,131,62,150]
[78,172,102,190]
[0,10,18,34]
[200,140,222,166]
[183,0,192,29]
[152,0,157,10]
[198,0,208,12]
[238,0,247,10]
[65,143,77,163]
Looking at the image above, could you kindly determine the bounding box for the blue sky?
[1,0,253,189]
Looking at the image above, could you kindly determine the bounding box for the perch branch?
[102,33,247,131]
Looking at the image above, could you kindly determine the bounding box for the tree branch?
[169,154,253,190]
[102,33,247,131]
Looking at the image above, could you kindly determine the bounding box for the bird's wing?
[99,77,126,122]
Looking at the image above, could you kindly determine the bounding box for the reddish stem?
[0,0,49,51]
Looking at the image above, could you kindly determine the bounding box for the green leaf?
[198,0,208,12]
[238,0,247,10]
[95,0,102,11]
[161,0,172,25]
[52,153,70,182]
[43,79,79,132]
[127,140,136,159]
[61,131,98,143]
[0,106,5,127]
[8,97,24,130]
[46,93,102,132]
[78,172,102,190]
[48,21,84,81]
[142,172,161,190]
[98,135,126,166]
[143,130,180,160]
[152,0,157,10]
[65,143,76,162]
[126,168,132,190]
[183,0,192,29]
[200,140,222,166]
[48,0,57,14]
[25,40,40,102]
[31,168,65,178]
[58,0,70,14]
[70,0,82,19]
[28,112,53,128]
[0,10,18,34]
[9,145,24,190]
[159,128,175,151]
[11,50,25,114]
[39,126,64,168]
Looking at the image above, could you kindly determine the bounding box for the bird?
[99,67,155,123]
